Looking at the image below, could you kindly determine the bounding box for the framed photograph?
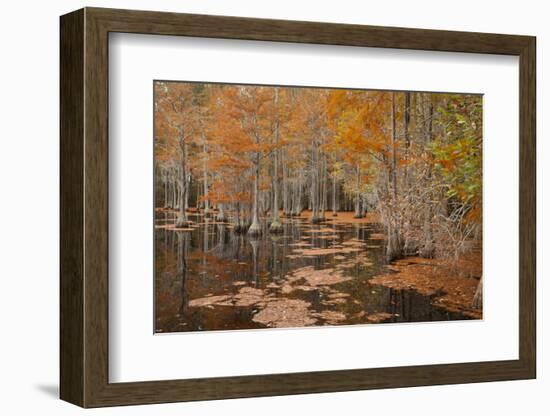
[60,7,536,407]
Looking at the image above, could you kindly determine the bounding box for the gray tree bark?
[270,89,283,233]
[386,93,403,262]
[248,160,262,236]
[175,139,190,228]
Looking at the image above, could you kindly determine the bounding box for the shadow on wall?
[35,384,58,399]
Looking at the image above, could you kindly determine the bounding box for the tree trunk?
[360,195,367,217]
[391,93,398,201]
[293,175,303,216]
[173,174,177,209]
[163,172,169,208]
[336,182,340,212]
[170,174,176,209]
[184,144,190,211]
[282,149,290,216]
[248,161,262,236]
[420,95,435,258]
[353,166,362,218]
[216,203,227,222]
[270,148,283,232]
[386,222,402,262]
[386,93,403,262]
[176,182,180,210]
[404,91,411,187]
[202,217,209,262]
[175,141,190,228]
[310,139,321,223]
[270,91,283,233]
[233,202,249,234]
[318,155,327,221]
[332,175,338,216]
[202,139,209,213]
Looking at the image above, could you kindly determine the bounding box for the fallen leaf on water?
[292,247,362,256]
[304,228,339,234]
[366,312,394,323]
[315,310,347,324]
[288,242,312,247]
[322,298,347,306]
[369,254,482,319]
[288,266,352,286]
[252,299,316,328]
[189,295,232,307]
[342,240,367,247]
[233,287,268,307]
[327,292,350,299]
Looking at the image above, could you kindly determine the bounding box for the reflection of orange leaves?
[370,253,482,318]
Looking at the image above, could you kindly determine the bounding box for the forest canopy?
[154,81,482,266]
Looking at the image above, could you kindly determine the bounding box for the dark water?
[154,210,471,333]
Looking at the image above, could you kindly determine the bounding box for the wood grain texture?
[83,10,110,406]
[89,7,532,55]
[59,8,84,407]
[59,7,537,408]
[518,38,536,375]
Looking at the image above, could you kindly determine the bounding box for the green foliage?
[432,95,482,211]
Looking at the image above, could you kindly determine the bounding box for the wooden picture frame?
[60,7,536,408]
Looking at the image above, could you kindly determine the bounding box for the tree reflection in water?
[155,212,476,333]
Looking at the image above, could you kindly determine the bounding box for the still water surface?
[155,210,470,333]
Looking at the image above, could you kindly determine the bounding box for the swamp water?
[154,210,471,333]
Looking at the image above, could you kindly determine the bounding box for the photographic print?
[154,81,483,333]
